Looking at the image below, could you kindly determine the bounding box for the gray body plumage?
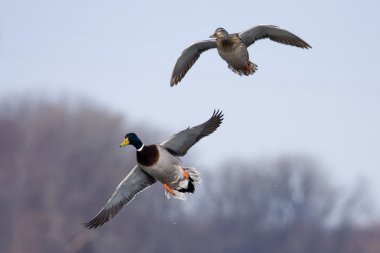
[170,24,311,86]
[139,145,183,188]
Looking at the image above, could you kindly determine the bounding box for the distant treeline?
[0,99,379,253]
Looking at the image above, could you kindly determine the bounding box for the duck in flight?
[170,24,311,86]
[83,110,223,229]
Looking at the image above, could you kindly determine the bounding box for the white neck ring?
[137,144,144,152]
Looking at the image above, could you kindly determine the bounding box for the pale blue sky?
[1,0,380,201]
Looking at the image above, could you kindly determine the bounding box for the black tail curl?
[178,177,195,193]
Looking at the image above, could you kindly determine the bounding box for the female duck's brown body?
[215,33,257,76]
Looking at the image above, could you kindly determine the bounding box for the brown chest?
[217,35,242,51]
[137,145,160,167]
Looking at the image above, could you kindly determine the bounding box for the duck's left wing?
[170,40,217,86]
[83,165,156,229]
[161,110,223,157]
[239,25,311,49]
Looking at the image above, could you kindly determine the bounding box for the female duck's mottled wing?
[239,25,311,49]
[83,165,156,229]
[161,110,223,157]
[170,40,217,86]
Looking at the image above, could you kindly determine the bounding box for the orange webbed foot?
[245,63,251,75]
[163,183,175,196]
[182,168,190,180]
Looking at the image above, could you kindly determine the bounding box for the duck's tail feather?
[186,167,202,185]
[165,189,187,200]
[164,167,201,200]
[228,62,258,76]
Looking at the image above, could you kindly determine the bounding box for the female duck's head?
[210,27,229,39]
[119,133,144,151]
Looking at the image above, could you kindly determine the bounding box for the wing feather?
[239,25,311,49]
[170,40,217,86]
[161,110,223,156]
[83,166,156,229]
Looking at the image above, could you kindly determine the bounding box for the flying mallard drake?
[83,110,223,229]
[170,24,311,86]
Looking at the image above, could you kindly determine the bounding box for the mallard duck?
[170,25,311,86]
[83,110,223,229]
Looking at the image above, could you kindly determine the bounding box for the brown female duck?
[170,24,311,86]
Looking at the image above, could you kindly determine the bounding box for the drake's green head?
[119,133,144,150]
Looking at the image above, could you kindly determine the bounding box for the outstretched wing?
[83,165,156,229]
[170,40,217,86]
[161,110,223,157]
[239,25,311,49]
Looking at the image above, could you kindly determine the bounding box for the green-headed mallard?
[83,110,223,229]
[170,25,311,86]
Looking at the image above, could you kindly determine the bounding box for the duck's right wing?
[83,165,156,229]
[161,110,223,156]
[170,40,217,86]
